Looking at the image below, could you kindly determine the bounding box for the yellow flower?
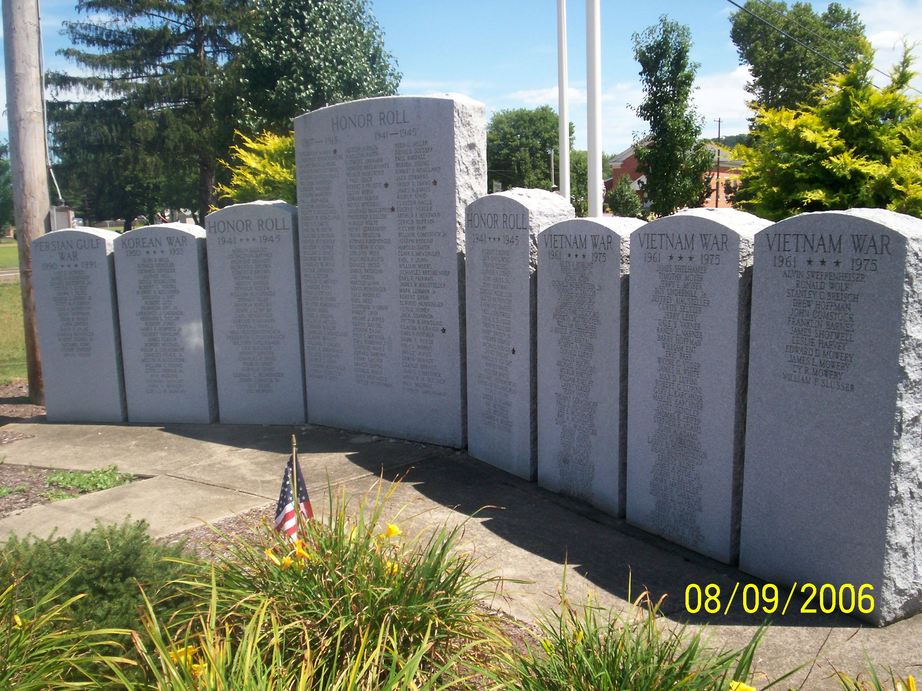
[909,676,917,691]
[380,523,402,540]
[13,614,23,628]
[729,682,756,691]
[281,556,293,570]
[168,645,197,665]
[385,560,400,577]
[293,539,311,561]
[191,662,208,678]
[573,628,584,644]
[264,548,281,567]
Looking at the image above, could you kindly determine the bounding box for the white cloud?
[506,85,587,107]
[854,0,922,89]
[692,65,752,137]
[398,78,491,95]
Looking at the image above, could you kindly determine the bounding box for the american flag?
[274,453,313,537]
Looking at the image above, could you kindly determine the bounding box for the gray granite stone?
[205,201,305,424]
[294,95,485,447]
[466,188,574,480]
[741,209,922,625]
[626,208,769,563]
[31,228,126,422]
[114,223,217,423]
[537,217,642,515]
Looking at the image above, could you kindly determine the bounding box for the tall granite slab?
[741,209,922,625]
[537,217,642,515]
[114,223,217,423]
[294,95,485,447]
[466,189,574,480]
[205,201,305,424]
[31,228,126,422]
[626,208,769,563]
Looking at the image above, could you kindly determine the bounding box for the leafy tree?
[632,17,713,216]
[235,0,401,135]
[215,131,296,204]
[606,175,644,219]
[487,106,574,192]
[733,47,922,220]
[48,0,244,224]
[0,143,13,232]
[730,1,867,110]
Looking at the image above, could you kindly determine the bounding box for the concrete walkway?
[1,418,920,688]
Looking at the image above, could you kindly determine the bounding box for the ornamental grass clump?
[0,576,130,690]
[164,482,505,688]
[498,590,769,690]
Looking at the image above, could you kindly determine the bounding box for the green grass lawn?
[0,282,25,384]
[0,240,19,270]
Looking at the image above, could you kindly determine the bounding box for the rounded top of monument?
[32,227,121,244]
[541,215,643,240]
[121,222,205,239]
[769,208,922,240]
[638,207,770,240]
[490,187,575,213]
[292,94,485,124]
[206,200,296,218]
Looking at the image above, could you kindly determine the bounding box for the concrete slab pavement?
[0,418,920,688]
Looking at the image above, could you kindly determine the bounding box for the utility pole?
[714,117,722,209]
[3,0,50,403]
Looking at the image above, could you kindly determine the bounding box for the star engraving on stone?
[383,182,389,188]
[440,328,446,334]
[669,255,674,261]
[807,258,814,265]
[677,255,683,261]
[834,259,841,267]
[511,348,516,354]
[819,258,827,266]
[432,180,438,186]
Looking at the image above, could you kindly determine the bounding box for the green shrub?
[498,591,769,690]
[0,521,193,631]
[215,130,296,205]
[166,483,505,687]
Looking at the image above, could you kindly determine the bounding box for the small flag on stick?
[274,435,313,537]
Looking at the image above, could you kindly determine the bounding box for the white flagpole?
[557,0,570,200]
[586,0,603,217]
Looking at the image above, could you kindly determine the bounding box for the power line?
[727,0,922,97]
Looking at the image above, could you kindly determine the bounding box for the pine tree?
[48,0,244,224]
[606,175,644,219]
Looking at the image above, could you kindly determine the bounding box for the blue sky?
[3,0,922,152]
